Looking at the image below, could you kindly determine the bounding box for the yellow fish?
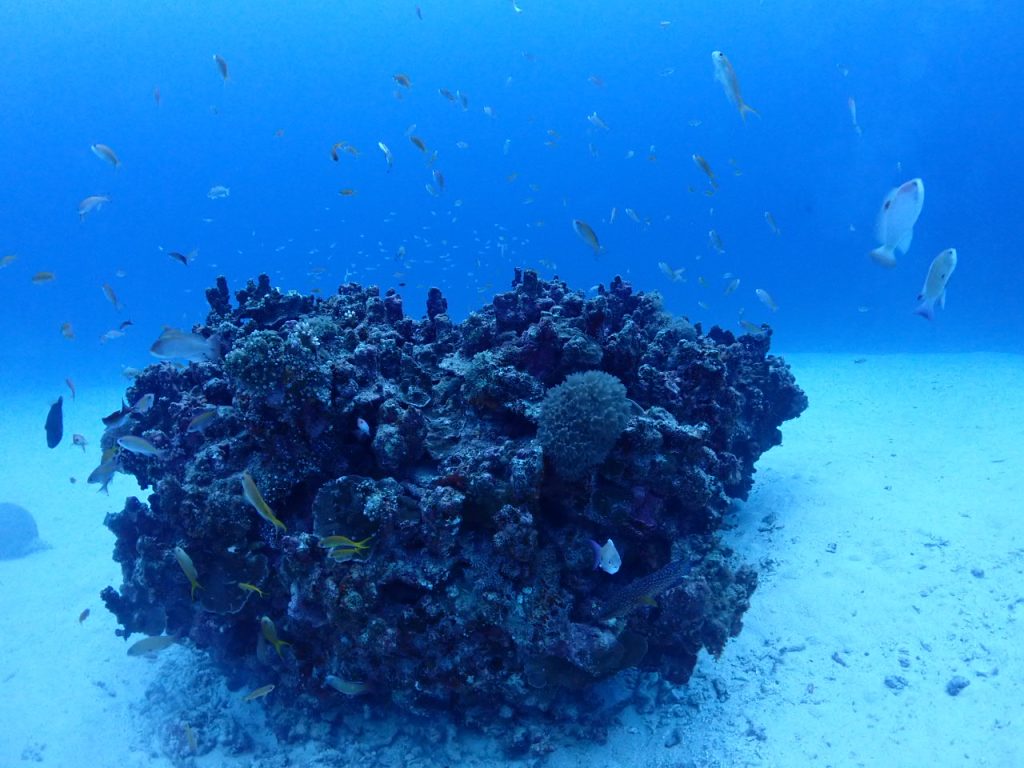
[260,616,291,659]
[241,471,287,532]
[319,535,373,550]
[237,582,266,597]
[174,546,203,600]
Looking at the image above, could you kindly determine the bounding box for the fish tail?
[869,247,897,268]
[913,300,935,321]
[739,102,760,122]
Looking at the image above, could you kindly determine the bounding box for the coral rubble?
[101,269,806,751]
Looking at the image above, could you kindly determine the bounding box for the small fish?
[712,50,759,122]
[325,675,370,696]
[153,86,161,106]
[416,5,423,19]
[213,54,229,82]
[87,456,120,493]
[764,211,781,235]
[378,141,394,172]
[588,74,605,87]
[320,534,373,551]
[739,319,763,334]
[207,185,230,199]
[914,248,958,321]
[432,169,445,192]
[572,219,602,255]
[117,435,165,458]
[72,433,88,452]
[328,547,371,563]
[438,87,455,101]
[132,393,155,413]
[587,112,609,130]
[168,250,196,266]
[127,634,178,657]
[242,471,287,532]
[0,254,16,268]
[338,188,357,197]
[409,135,427,152]
[102,401,133,428]
[692,154,718,188]
[187,406,219,433]
[78,195,110,221]
[393,73,412,88]
[624,208,641,224]
[150,327,221,362]
[102,282,124,310]
[65,378,76,400]
[260,616,291,658]
[355,417,372,440]
[848,97,862,135]
[90,143,121,168]
[237,582,266,597]
[723,277,741,295]
[512,0,523,12]
[100,329,125,343]
[32,271,56,284]
[78,608,90,624]
[174,545,204,600]
[708,229,725,253]
[330,143,342,161]
[457,90,469,110]
[61,322,75,340]
[658,261,685,282]
[590,539,622,574]
[243,684,276,702]
[482,105,495,118]
[45,396,63,448]
[871,177,924,267]
[755,288,778,311]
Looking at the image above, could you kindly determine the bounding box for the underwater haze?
[1,0,1021,389]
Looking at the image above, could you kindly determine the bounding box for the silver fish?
[149,328,220,363]
[914,248,957,321]
[90,143,121,168]
[712,51,759,122]
[572,219,601,255]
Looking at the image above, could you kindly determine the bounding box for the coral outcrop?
[100,269,806,752]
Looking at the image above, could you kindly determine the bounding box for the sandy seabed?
[1,353,1020,767]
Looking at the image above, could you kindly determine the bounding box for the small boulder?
[0,503,43,559]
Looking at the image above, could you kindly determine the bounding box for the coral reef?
[100,269,806,754]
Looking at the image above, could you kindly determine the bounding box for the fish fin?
[869,247,897,268]
[896,229,913,255]
[205,334,223,362]
[739,102,760,122]
[939,289,947,309]
[589,539,602,570]
[914,300,935,321]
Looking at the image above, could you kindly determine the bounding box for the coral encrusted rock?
[99,269,807,752]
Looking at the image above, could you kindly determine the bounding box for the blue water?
[0,1,1019,378]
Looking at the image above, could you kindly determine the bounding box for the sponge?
[537,371,632,480]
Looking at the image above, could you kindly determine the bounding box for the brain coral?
[537,370,632,479]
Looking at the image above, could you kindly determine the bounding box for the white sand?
[1,353,1020,766]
